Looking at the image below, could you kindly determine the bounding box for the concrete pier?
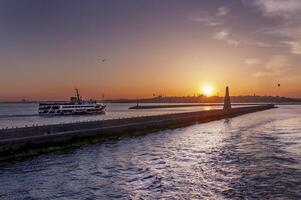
[0,105,275,160]
[129,103,265,109]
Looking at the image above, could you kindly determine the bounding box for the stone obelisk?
[223,86,231,112]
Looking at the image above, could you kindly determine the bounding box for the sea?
[0,103,220,129]
[0,103,300,199]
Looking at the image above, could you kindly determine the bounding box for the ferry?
[38,89,106,116]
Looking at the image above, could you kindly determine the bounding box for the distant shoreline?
[1,95,301,104]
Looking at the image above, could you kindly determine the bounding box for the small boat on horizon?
[38,89,106,116]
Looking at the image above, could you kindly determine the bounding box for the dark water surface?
[0,103,220,129]
[0,106,300,199]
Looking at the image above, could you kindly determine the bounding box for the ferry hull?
[38,104,106,116]
[38,89,106,116]
[38,110,106,116]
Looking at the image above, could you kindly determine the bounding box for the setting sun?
[202,85,213,96]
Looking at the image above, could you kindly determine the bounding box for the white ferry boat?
[38,89,106,116]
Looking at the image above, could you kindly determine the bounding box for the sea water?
[0,105,300,199]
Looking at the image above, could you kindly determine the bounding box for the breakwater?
[0,105,275,159]
[129,103,264,109]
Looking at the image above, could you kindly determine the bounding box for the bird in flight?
[99,58,106,62]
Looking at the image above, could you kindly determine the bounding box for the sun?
[202,85,213,96]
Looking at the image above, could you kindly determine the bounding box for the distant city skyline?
[0,0,300,101]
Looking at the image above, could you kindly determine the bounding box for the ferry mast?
[75,88,82,103]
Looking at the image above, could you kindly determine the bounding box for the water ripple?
[0,106,300,199]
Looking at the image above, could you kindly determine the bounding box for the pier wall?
[0,105,275,159]
[129,103,262,109]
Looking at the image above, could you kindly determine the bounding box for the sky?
[0,0,300,101]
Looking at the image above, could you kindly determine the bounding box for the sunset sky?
[0,0,300,101]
